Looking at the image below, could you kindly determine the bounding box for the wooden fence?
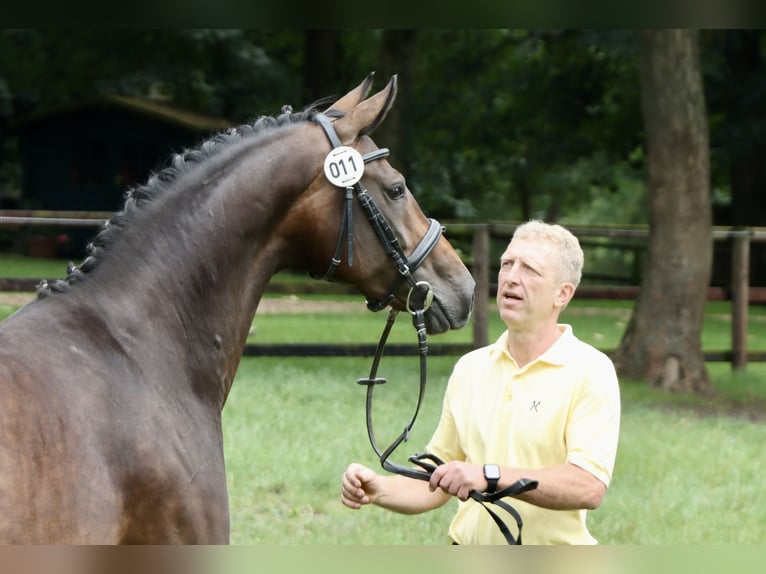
[2,210,766,368]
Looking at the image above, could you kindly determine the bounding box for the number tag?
[323,146,365,187]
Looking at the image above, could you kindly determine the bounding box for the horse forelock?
[37,104,323,299]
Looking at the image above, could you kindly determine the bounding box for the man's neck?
[506,323,563,368]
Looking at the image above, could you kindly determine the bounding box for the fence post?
[731,230,750,370]
[472,225,490,348]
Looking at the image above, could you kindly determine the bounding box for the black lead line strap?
[468,478,539,544]
[408,449,539,545]
[358,304,539,545]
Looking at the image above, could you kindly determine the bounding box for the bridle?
[313,112,442,312]
[314,111,537,545]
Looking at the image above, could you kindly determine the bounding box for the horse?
[0,74,475,544]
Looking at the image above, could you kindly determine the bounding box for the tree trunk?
[303,30,340,104]
[374,29,417,176]
[613,30,714,395]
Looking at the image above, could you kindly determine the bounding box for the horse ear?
[333,75,398,144]
[325,72,376,113]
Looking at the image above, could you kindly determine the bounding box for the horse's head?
[283,74,475,334]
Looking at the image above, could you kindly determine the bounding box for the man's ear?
[555,282,575,310]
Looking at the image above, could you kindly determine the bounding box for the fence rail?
[2,210,765,367]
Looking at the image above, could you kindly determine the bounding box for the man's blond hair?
[511,220,584,288]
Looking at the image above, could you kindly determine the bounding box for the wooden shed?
[9,96,233,258]
[12,95,233,212]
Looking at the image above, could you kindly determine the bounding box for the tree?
[302,30,341,104]
[372,29,418,175]
[402,30,644,222]
[612,30,713,395]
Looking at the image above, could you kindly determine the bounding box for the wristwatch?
[483,464,501,493]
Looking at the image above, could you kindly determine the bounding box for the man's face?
[496,238,565,330]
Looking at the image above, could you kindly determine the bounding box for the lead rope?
[357,306,432,481]
[358,303,539,545]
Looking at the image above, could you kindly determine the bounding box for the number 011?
[323,146,364,186]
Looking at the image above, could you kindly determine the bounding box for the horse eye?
[387,184,406,200]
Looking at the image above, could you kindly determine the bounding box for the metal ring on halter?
[406,281,434,314]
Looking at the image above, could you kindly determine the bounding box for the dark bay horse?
[0,74,475,543]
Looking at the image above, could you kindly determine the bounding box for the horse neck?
[71,124,329,408]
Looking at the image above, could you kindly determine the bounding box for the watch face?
[485,464,500,479]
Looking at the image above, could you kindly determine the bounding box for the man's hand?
[427,461,485,501]
[341,463,381,509]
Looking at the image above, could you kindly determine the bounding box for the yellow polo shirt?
[425,324,620,545]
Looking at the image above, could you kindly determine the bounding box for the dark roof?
[10,95,233,133]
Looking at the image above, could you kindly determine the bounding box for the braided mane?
[38,103,327,298]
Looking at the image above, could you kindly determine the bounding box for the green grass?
[0,252,72,278]
[592,386,765,544]
[222,356,459,544]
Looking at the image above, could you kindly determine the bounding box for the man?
[341,220,621,544]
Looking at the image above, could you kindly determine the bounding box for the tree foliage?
[404,30,645,222]
[0,30,307,121]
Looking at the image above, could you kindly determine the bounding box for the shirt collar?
[489,324,575,367]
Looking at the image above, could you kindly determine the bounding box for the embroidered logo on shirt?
[529,400,541,412]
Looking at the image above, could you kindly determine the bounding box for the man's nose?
[500,263,520,283]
